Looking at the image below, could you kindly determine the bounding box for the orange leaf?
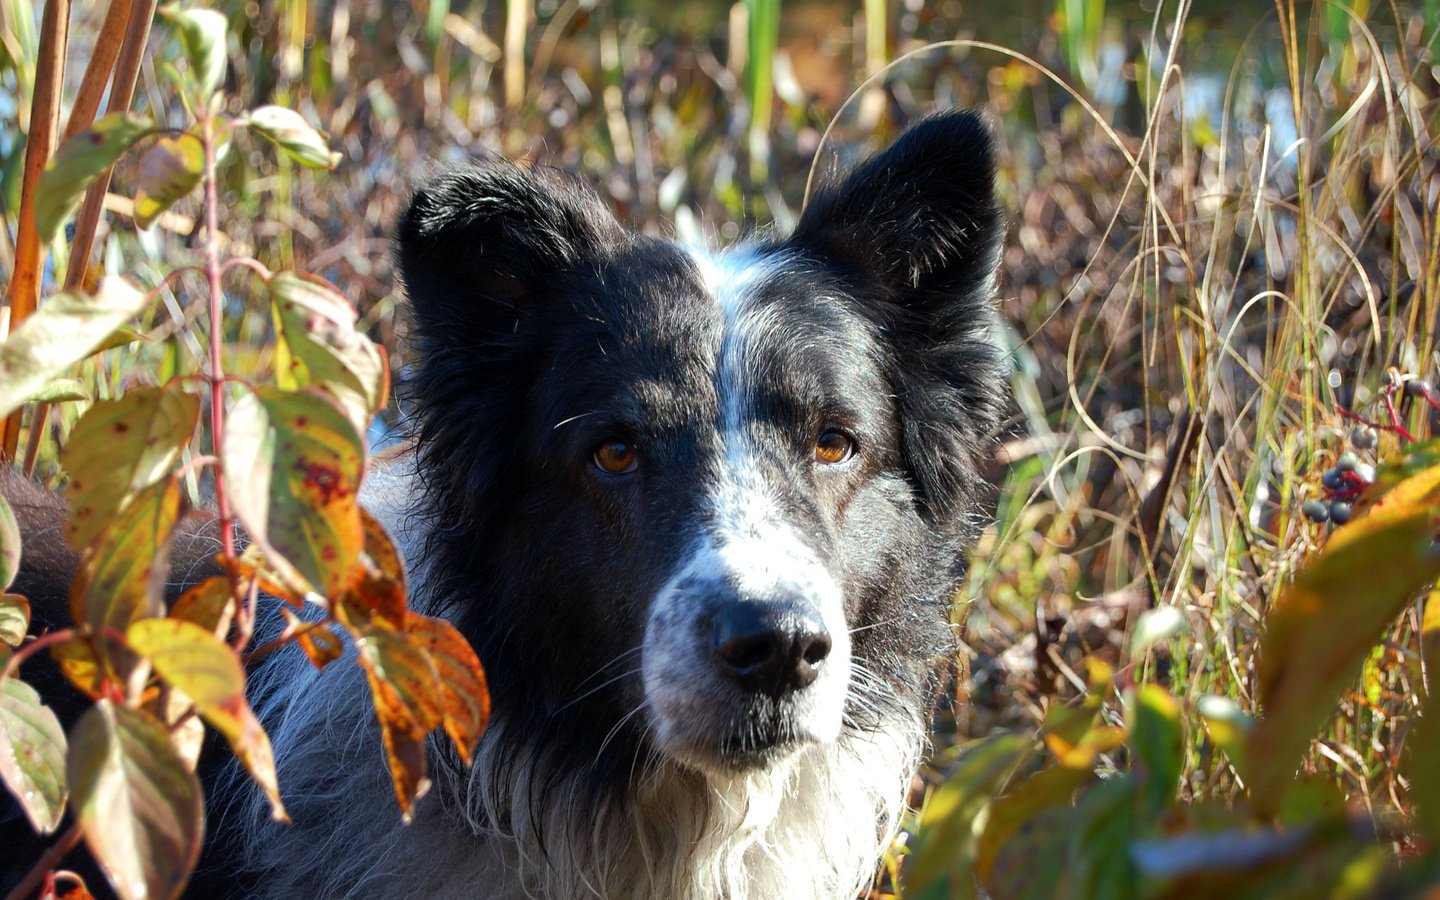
[405,613,490,764]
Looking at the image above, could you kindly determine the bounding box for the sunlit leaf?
[222,387,365,600]
[337,510,407,631]
[0,277,151,421]
[68,700,202,900]
[169,576,237,639]
[1131,605,1187,656]
[62,386,200,551]
[1196,694,1251,777]
[278,607,343,671]
[904,733,1030,897]
[71,477,181,636]
[26,377,88,403]
[247,106,341,169]
[404,613,489,764]
[0,594,28,646]
[127,617,286,822]
[133,135,204,230]
[269,271,386,435]
[1248,456,1440,815]
[0,492,19,593]
[35,114,154,243]
[159,7,228,96]
[1126,684,1183,817]
[0,676,68,833]
[355,626,443,816]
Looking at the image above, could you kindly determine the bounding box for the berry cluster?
[1301,370,1438,527]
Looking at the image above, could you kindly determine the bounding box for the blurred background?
[3,0,1439,886]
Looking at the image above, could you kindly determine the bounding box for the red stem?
[201,114,239,566]
[2,823,82,900]
[0,629,74,681]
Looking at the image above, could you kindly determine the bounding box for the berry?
[1302,499,1330,522]
[1329,500,1353,524]
[1322,468,1344,490]
[1336,451,1359,472]
[1353,462,1375,484]
[1350,426,1378,450]
[1405,378,1433,399]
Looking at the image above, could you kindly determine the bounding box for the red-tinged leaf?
[269,272,386,435]
[976,758,1091,889]
[222,387,365,601]
[68,701,202,900]
[228,544,309,608]
[337,511,407,631]
[71,477,181,636]
[50,635,108,700]
[278,607,342,671]
[0,593,29,647]
[169,576,237,639]
[0,492,19,592]
[126,618,286,822]
[1248,459,1440,816]
[56,878,96,899]
[62,386,200,551]
[0,676,68,833]
[355,626,443,816]
[0,277,151,421]
[35,114,155,243]
[247,106,341,169]
[133,134,204,230]
[405,613,489,765]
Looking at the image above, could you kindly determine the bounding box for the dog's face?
[396,112,1005,781]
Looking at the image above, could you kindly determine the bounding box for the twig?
[2,823,83,900]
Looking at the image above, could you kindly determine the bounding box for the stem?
[2,823,83,900]
[1,629,75,682]
[201,112,235,561]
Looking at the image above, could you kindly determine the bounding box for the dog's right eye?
[592,439,638,475]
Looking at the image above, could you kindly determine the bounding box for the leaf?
[1126,684,1183,817]
[1196,694,1251,777]
[169,576,237,639]
[35,113,154,243]
[0,676,68,833]
[127,617,286,822]
[279,607,343,671]
[27,377,88,403]
[0,594,28,646]
[0,277,152,421]
[0,492,19,593]
[160,7,228,96]
[404,613,489,764]
[71,477,181,636]
[68,700,203,900]
[904,733,1030,897]
[336,510,407,631]
[269,272,386,435]
[1131,605,1187,656]
[133,135,204,230]
[62,386,200,550]
[976,764,1091,889]
[355,626,443,817]
[1408,585,1440,840]
[222,387,365,600]
[1247,456,1440,815]
[247,106,341,169]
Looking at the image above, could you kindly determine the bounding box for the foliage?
[0,8,487,898]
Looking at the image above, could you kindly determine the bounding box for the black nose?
[712,601,832,697]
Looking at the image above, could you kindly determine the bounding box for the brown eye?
[814,430,855,465]
[592,439,638,474]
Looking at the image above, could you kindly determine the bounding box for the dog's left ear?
[787,110,1007,526]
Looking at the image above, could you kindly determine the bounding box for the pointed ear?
[395,160,626,344]
[789,111,1008,528]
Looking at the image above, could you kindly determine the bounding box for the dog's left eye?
[814,430,855,465]
[593,439,639,474]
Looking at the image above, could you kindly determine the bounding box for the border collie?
[10,110,1007,899]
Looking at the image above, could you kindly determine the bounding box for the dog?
[7,109,1007,899]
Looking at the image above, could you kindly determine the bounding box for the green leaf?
[26,377,88,403]
[0,277,152,421]
[35,113,154,243]
[69,700,202,900]
[71,477,181,635]
[62,386,200,551]
[1248,454,1440,815]
[0,594,28,646]
[905,733,1030,897]
[1126,684,1183,817]
[0,492,19,593]
[127,617,286,822]
[222,387,365,600]
[247,106,340,169]
[133,134,205,230]
[0,676,68,833]
[160,7,228,96]
[169,576,237,639]
[976,764,1091,891]
[1196,694,1251,777]
[269,271,386,435]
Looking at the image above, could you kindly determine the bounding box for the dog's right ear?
[395,161,626,341]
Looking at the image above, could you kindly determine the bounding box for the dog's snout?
[712,600,833,696]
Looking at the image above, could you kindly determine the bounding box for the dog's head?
[395,111,1005,780]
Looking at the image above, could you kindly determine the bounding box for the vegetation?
[0,0,1437,897]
